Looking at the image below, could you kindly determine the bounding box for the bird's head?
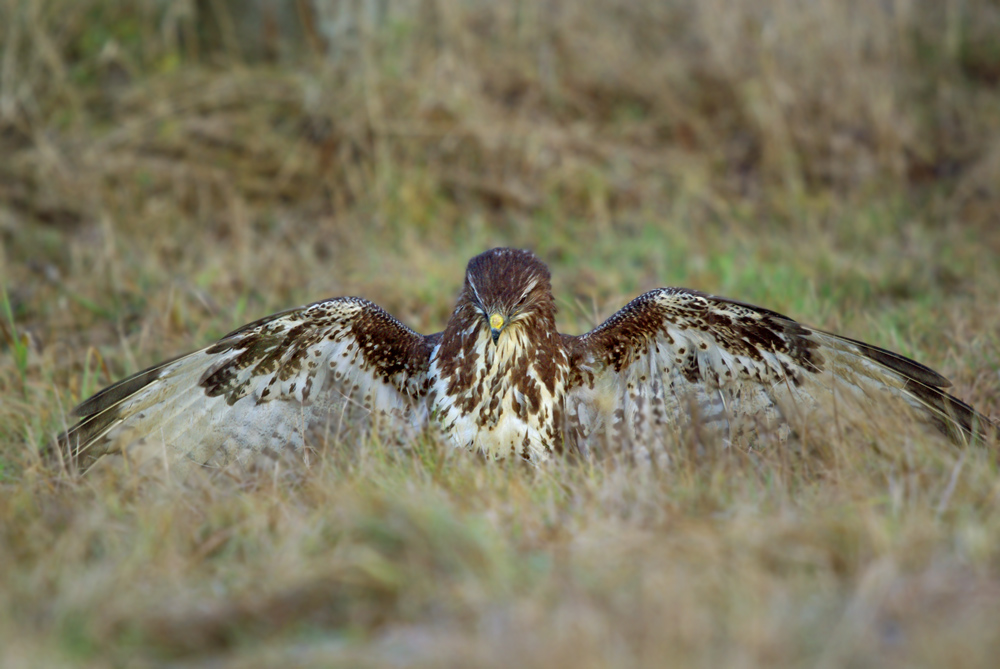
[461,248,556,346]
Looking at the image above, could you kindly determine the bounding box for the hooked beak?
[489,313,504,345]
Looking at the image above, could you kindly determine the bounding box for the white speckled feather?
[57,250,995,476]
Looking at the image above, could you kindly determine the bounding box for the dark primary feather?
[59,352,197,464]
[72,355,185,420]
[55,248,996,475]
[57,297,439,470]
[832,332,951,387]
[564,288,996,445]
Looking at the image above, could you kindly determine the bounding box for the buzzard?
[58,248,995,473]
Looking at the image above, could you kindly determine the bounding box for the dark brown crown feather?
[53,248,996,473]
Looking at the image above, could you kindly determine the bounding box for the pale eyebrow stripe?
[518,279,538,302]
[468,275,486,307]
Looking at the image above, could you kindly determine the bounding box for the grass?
[2,0,1000,665]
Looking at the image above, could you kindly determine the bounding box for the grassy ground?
[2,0,1000,665]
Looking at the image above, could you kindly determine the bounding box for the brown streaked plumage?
[428,249,569,461]
[56,247,996,474]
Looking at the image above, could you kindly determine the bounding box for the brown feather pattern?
[55,248,996,473]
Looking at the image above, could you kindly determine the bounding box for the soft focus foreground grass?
[2,0,1000,665]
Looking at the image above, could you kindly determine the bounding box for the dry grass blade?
[2,0,1000,666]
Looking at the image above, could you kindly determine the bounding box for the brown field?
[2,0,1000,666]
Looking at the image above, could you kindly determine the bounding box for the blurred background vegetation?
[1,2,1000,664]
[3,0,1000,336]
[3,0,1000,477]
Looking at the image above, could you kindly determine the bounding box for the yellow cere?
[489,313,505,330]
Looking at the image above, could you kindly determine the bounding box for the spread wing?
[57,297,439,472]
[564,288,996,454]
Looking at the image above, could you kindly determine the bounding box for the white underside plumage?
[71,306,427,474]
[565,315,977,462]
[75,354,351,474]
[429,326,562,462]
[59,260,993,477]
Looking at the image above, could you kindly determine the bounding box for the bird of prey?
[58,247,995,474]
